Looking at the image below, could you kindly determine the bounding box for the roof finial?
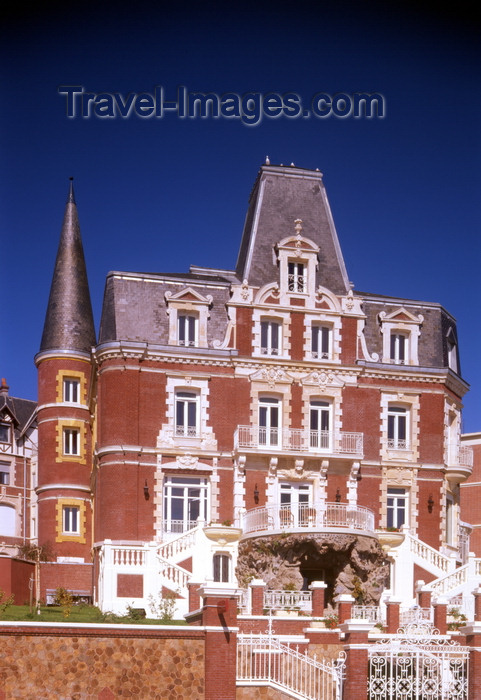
[67,177,76,204]
[0,378,9,396]
[265,155,270,165]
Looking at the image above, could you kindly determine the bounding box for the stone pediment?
[249,366,295,386]
[164,287,213,306]
[378,308,423,325]
[301,370,346,388]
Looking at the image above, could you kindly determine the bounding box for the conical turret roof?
[39,179,96,354]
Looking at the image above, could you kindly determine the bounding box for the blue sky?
[2,1,480,432]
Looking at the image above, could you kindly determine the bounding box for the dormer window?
[165,287,212,349]
[312,325,332,360]
[261,319,281,356]
[178,314,198,347]
[447,329,458,373]
[288,261,306,293]
[379,308,423,366]
[390,333,408,365]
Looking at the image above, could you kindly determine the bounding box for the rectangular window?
[259,397,280,447]
[0,423,10,443]
[178,314,198,347]
[63,428,80,456]
[163,476,208,534]
[387,488,407,529]
[260,320,281,355]
[213,553,230,583]
[310,400,331,450]
[0,461,10,485]
[63,378,80,403]
[175,391,199,437]
[387,406,408,449]
[63,506,80,534]
[390,333,407,364]
[312,326,331,359]
[288,261,306,292]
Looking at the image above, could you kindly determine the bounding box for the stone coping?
[0,621,207,638]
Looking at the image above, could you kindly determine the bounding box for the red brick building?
[30,162,476,617]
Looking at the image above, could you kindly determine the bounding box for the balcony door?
[163,476,208,534]
[279,482,312,527]
[310,400,332,451]
[259,397,280,447]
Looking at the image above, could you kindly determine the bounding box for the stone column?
[309,581,327,618]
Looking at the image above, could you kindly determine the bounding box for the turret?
[35,180,95,600]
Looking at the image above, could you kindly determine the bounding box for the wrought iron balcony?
[242,502,375,536]
[234,426,363,457]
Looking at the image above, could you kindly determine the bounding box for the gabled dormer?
[378,308,424,366]
[165,287,213,348]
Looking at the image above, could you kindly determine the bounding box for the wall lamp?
[253,484,259,504]
[335,488,341,503]
[427,494,434,513]
[144,480,150,500]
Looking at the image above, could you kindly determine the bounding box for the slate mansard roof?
[95,163,463,378]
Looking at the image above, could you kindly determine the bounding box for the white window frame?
[447,330,458,373]
[63,428,80,456]
[390,332,408,365]
[279,482,312,527]
[163,475,209,534]
[63,378,80,404]
[259,396,280,447]
[178,313,198,347]
[311,325,332,360]
[309,399,332,451]
[63,505,80,535]
[260,319,282,356]
[213,553,230,583]
[387,406,409,450]
[387,487,408,529]
[288,261,306,293]
[175,391,200,438]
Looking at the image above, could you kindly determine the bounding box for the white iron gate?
[237,632,345,700]
[368,622,469,700]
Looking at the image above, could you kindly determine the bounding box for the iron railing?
[242,502,375,535]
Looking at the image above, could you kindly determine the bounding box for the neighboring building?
[0,378,37,552]
[33,163,476,617]
[0,378,37,602]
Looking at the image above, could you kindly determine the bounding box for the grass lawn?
[0,604,187,625]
